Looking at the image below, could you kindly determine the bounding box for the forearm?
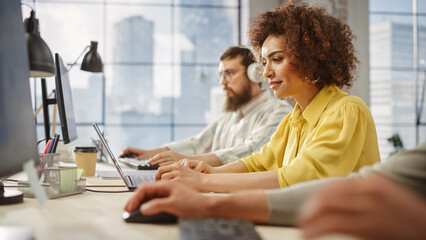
[204,191,268,224]
[202,170,280,193]
[266,177,340,225]
[152,146,169,154]
[188,153,223,167]
[211,160,248,173]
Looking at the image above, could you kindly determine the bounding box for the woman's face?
[261,35,306,99]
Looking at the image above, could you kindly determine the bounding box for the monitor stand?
[0,181,23,205]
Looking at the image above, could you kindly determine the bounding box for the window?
[369,0,426,158]
[23,0,240,153]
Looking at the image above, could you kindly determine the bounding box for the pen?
[43,139,52,154]
[52,134,60,153]
[47,134,58,153]
[38,139,52,177]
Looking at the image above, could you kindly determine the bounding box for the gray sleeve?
[266,142,426,226]
[266,177,344,226]
[368,142,426,198]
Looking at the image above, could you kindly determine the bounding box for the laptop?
[92,122,155,191]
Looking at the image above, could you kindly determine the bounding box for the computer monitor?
[54,53,78,144]
[0,0,39,204]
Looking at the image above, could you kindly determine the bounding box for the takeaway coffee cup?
[74,146,98,177]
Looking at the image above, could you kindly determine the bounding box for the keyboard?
[118,158,160,170]
[179,218,261,240]
[97,170,155,178]
[127,174,155,185]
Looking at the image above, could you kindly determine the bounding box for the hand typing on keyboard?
[119,147,168,160]
[147,151,189,166]
[121,153,138,158]
[118,157,160,170]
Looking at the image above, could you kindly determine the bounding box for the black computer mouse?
[122,209,177,224]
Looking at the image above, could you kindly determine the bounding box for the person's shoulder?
[322,91,373,120]
[270,99,293,115]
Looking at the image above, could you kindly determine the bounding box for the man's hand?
[178,159,213,173]
[119,147,167,159]
[147,151,188,166]
[124,181,210,217]
[298,175,426,240]
[125,181,270,223]
[155,163,206,191]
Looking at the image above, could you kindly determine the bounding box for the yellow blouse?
[240,85,381,188]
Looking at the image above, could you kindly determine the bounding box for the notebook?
[92,123,155,191]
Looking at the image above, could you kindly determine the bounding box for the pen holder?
[18,153,86,199]
[18,167,85,199]
[39,153,61,169]
[44,167,86,194]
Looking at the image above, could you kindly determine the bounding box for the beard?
[222,82,253,112]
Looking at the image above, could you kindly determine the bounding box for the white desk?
[0,189,299,240]
[0,163,358,240]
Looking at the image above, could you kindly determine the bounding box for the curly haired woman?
[155,2,381,192]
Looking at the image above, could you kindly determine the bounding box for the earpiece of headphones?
[243,47,264,84]
[247,62,264,83]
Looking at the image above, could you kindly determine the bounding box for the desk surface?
[0,190,302,240]
[0,163,357,240]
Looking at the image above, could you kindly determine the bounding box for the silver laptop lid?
[92,123,128,184]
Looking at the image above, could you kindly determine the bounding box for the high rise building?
[370,21,426,158]
[110,16,155,116]
[173,5,237,125]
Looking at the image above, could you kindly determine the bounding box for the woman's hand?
[178,159,214,173]
[155,163,207,191]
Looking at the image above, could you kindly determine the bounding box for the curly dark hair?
[249,3,358,88]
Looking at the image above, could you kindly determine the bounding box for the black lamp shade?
[24,11,55,78]
[81,41,103,72]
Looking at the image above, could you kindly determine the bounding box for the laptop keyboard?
[97,170,153,178]
[128,174,155,185]
[118,158,160,170]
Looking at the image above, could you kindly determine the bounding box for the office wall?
[346,0,370,106]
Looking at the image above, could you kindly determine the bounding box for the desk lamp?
[34,41,103,143]
[24,10,55,78]
[68,41,103,72]
[23,6,56,143]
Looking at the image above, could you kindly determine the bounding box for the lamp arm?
[34,90,56,118]
[21,3,34,12]
[67,45,90,71]
[34,104,43,117]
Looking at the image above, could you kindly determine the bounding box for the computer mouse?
[122,209,177,224]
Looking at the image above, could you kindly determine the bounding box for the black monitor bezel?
[54,53,78,144]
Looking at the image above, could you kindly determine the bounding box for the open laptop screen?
[92,123,127,181]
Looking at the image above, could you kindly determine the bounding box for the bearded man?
[120,46,292,167]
